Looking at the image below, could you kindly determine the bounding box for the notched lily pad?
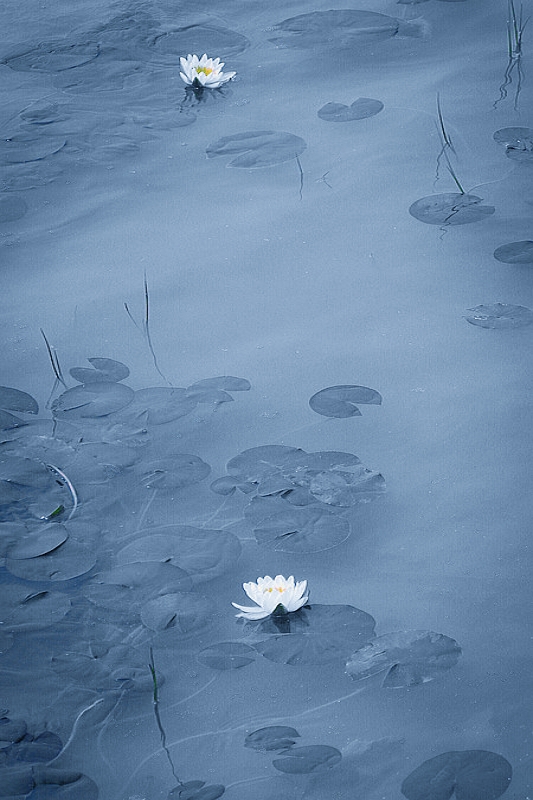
[135,454,210,490]
[273,745,342,774]
[153,22,250,59]
[206,131,306,168]
[493,126,533,163]
[251,504,351,553]
[168,779,226,800]
[4,42,100,72]
[197,642,256,670]
[51,381,134,418]
[0,585,71,630]
[69,357,130,383]
[254,604,376,665]
[27,766,99,799]
[270,10,402,48]
[6,522,69,559]
[409,193,495,226]
[244,726,300,752]
[493,241,533,264]
[127,387,197,424]
[309,385,382,418]
[0,386,38,415]
[3,731,63,765]
[401,750,512,800]
[5,537,96,581]
[464,302,533,329]
[318,98,384,122]
[346,630,461,687]
[141,592,212,635]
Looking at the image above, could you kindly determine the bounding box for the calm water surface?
[1,1,532,798]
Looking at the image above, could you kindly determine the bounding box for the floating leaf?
[0,387,38,415]
[141,592,212,635]
[409,194,495,226]
[0,585,71,631]
[227,445,303,484]
[85,562,192,611]
[69,357,130,383]
[127,387,197,424]
[346,630,461,687]
[464,303,533,329]
[0,767,34,796]
[244,726,300,752]
[251,504,351,553]
[255,604,376,665]
[4,42,100,72]
[493,126,533,163]
[4,731,63,765]
[50,652,111,688]
[206,131,306,168]
[493,241,533,264]
[0,134,66,164]
[153,22,250,59]
[168,780,226,800]
[6,522,69,559]
[51,381,134,418]
[0,409,24,429]
[117,526,241,583]
[309,385,382,418]
[0,717,28,748]
[309,467,385,506]
[6,538,96,581]
[197,642,256,670]
[318,98,383,122]
[401,750,512,800]
[270,10,400,48]
[273,745,342,774]
[187,376,251,392]
[135,454,210,490]
[0,194,28,223]
[28,766,99,799]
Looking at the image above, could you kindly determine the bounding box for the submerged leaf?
[206,131,306,168]
[135,453,210,490]
[0,585,71,631]
[141,592,212,635]
[494,241,533,264]
[493,127,533,163]
[168,781,226,800]
[0,387,38,414]
[309,385,382,418]
[28,766,99,799]
[51,381,134,418]
[318,98,383,122]
[251,504,351,553]
[401,750,512,800]
[346,630,461,686]
[5,537,96,581]
[273,745,342,774]
[409,194,495,226]
[270,10,400,48]
[69,357,130,383]
[244,726,300,752]
[197,642,256,670]
[6,523,69,559]
[127,387,197,424]
[464,303,533,329]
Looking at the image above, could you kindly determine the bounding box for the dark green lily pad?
[117,525,241,583]
[270,10,401,48]
[309,385,382,418]
[0,386,38,414]
[84,561,192,611]
[135,454,210,490]
[0,585,71,630]
[254,604,376,665]
[69,357,130,383]
[206,131,307,168]
[464,303,533,329]
[244,726,300,752]
[4,731,63,765]
[346,630,461,687]
[127,387,197,424]
[6,522,69,559]
[401,750,512,800]
[51,381,134,418]
[493,127,533,163]
[318,98,383,122]
[409,193,495,226]
[0,717,28,748]
[197,642,257,670]
[273,745,342,774]
[153,23,250,59]
[251,504,351,553]
[141,591,212,635]
[494,241,533,264]
[5,537,96,581]
[0,766,34,796]
[168,780,226,800]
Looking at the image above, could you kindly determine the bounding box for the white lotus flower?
[232,575,308,620]
[179,53,236,89]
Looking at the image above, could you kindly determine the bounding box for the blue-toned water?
[1,0,532,798]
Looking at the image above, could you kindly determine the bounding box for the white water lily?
[232,575,308,620]
[179,53,236,89]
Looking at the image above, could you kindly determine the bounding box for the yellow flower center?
[196,67,213,75]
[264,586,285,594]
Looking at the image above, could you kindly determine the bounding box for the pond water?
[1,0,532,798]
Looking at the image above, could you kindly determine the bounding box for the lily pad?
[197,642,257,670]
[273,745,342,774]
[309,467,385,506]
[251,504,351,553]
[141,591,212,635]
[117,525,241,583]
[4,42,100,72]
[493,126,533,163]
[3,731,63,765]
[6,522,69,559]
[50,651,111,688]
[84,561,192,611]
[168,780,226,800]
[318,98,384,122]
[226,445,303,485]
[0,585,70,631]
[0,194,28,222]
[401,750,512,800]
[254,604,376,665]
[51,381,134,418]
[493,241,533,264]
[409,193,495,226]
[6,537,96,581]
[244,726,300,752]
[127,387,197,424]
[135,454,210,490]
[206,131,307,168]
[0,135,66,164]
[152,23,250,59]
[309,385,382,418]
[187,376,251,393]
[28,767,99,799]
[464,302,533,329]
[69,357,130,383]
[346,630,461,687]
[270,10,401,48]
[0,386,38,414]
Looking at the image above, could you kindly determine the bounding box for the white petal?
[179,72,191,84]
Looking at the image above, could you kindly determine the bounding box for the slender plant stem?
[149,648,184,789]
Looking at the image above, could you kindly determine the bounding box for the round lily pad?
[5,537,96,581]
[135,454,210,490]
[206,131,307,168]
[28,766,99,799]
[5,42,100,72]
[0,135,66,164]
[309,385,382,418]
[250,503,351,553]
[69,357,130,383]
[273,745,342,774]
[4,731,63,765]
[51,381,134,418]
[464,302,533,329]
[0,386,38,414]
[0,717,28,748]
[168,781,226,800]
[493,126,533,163]
[401,750,512,800]
[197,642,256,670]
[409,193,495,226]
[270,10,400,48]
[84,561,192,611]
[244,726,300,752]
[141,591,212,635]
[0,585,71,631]
[254,604,376,665]
[126,387,197,424]
[152,23,250,59]
[309,467,385,506]
[318,98,383,122]
[346,630,461,687]
[494,241,533,264]
[6,522,69,559]
[0,195,28,223]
